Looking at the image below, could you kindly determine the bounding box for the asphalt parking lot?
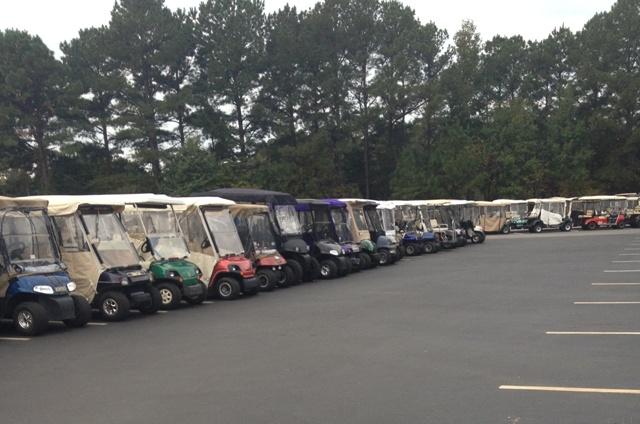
[1,229,639,424]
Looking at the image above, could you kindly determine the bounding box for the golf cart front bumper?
[241,276,260,293]
[39,295,76,321]
[183,281,205,298]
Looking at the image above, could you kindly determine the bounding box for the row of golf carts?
[473,195,640,234]
[0,190,488,336]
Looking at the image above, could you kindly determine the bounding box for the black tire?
[156,281,182,310]
[215,277,241,300]
[256,269,278,291]
[63,295,91,328]
[185,282,207,305]
[561,222,572,232]
[281,265,296,287]
[423,241,436,254]
[533,223,543,233]
[378,249,391,265]
[342,258,352,275]
[358,252,372,269]
[405,244,418,256]
[13,301,49,336]
[139,286,161,314]
[587,221,597,230]
[98,291,130,321]
[307,257,321,281]
[501,225,511,234]
[617,221,625,229]
[286,259,304,284]
[319,258,339,279]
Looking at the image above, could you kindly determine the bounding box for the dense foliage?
[1,0,638,199]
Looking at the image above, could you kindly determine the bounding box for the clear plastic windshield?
[510,203,527,219]
[274,205,302,236]
[141,210,189,260]
[378,209,395,231]
[0,209,58,270]
[247,213,278,254]
[330,208,352,243]
[312,207,335,240]
[352,207,369,231]
[365,207,384,232]
[203,209,244,257]
[83,212,140,268]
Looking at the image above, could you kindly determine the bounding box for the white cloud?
[0,0,617,56]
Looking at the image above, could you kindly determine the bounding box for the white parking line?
[87,322,108,326]
[592,282,640,286]
[604,269,640,273]
[0,337,30,341]
[611,260,640,263]
[157,310,169,314]
[574,301,640,305]
[623,248,640,250]
[499,385,640,395]
[547,331,640,335]
[202,301,214,304]
[619,253,640,256]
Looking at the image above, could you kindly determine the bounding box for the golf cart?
[0,197,91,335]
[229,203,288,291]
[376,202,405,257]
[392,202,440,254]
[525,197,573,233]
[340,199,399,265]
[174,197,259,300]
[446,200,486,244]
[409,202,455,249]
[37,195,161,321]
[493,199,529,232]
[616,194,640,228]
[418,201,464,248]
[296,200,352,279]
[199,189,315,283]
[476,201,510,234]
[322,199,364,271]
[574,196,626,230]
[108,194,207,309]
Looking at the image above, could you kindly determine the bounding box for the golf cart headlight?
[33,285,54,295]
[196,267,203,277]
[66,282,77,292]
[329,249,339,256]
[228,264,241,272]
[120,277,129,286]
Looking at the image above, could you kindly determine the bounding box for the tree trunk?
[234,97,246,157]
[178,113,186,148]
[101,121,111,161]
[148,128,162,184]
[34,124,50,193]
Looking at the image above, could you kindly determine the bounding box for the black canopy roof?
[194,188,297,205]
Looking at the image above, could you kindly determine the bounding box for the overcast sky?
[0,0,617,56]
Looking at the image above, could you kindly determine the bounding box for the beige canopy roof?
[26,195,126,216]
[0,196,48,209]
[86,193,185,207]
[229,203,269,218]
[474,201,497,207]
[172,196,235,215]
[577,195,627,201]
[339,198,379,206]
[492,199,527,206]
[527,197,572,203]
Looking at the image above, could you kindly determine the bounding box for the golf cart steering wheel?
[9,242,26,261]
[141,239,151,253]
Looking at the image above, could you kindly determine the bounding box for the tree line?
[0,0,639,200]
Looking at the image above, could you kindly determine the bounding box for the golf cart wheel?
[256,269,278,291]
[185,282,207,305]
[424,242,436,254]
[358,252,371,269]
[587,221,597,230]
[501,225,511,234]
[618,222,625,229]
[562,222,572,232]
[286,260,304,284]
[63,295,91,328]
[405,244,417,256]
[215,277,241,300]
[378,249,391,265]
[533,224,543,233]
[281,265,296,287]
[471,233,481,243]
[139,286,161,314]
[307,257,321,281]
[156,282,182,310]
[343,258,353,275]
[98,291,130,321]
[319,259,338,279]
[13,302,48,336]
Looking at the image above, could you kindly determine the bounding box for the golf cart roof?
[527,197,572,203]
[172,196,235,211]
[0,196,48,209]
[195,188,297,205]
[339,198,380,207]
[27,195,126,216]
[228,203,269,218]
[78,193,185,207]
[445,200,476,206]
[474,201,496,207]
[295,199,333,211]
[376,201,396,210]
[492,199,527,206]
[577,195,627,201]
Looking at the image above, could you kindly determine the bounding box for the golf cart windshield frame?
[201,207,245,257]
